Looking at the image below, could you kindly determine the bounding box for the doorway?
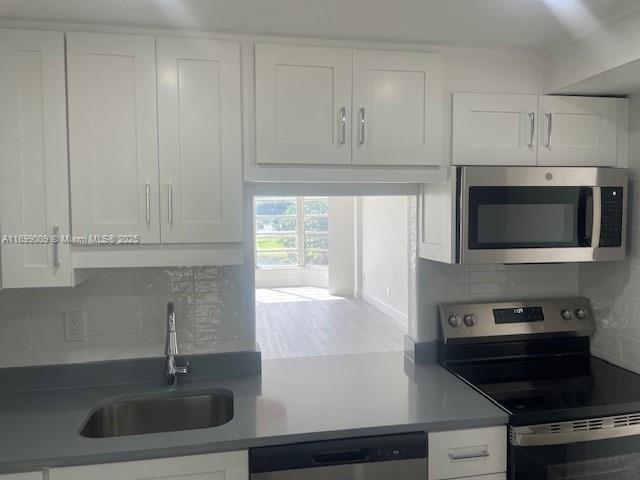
[254,195,412,359]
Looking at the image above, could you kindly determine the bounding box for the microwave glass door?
[511,435,640,480]
[468,186,593,250]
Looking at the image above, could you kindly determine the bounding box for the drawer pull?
[448,449,490,461]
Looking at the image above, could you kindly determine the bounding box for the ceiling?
[1,0,639,53]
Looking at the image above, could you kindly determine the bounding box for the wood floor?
[256,287,406,359]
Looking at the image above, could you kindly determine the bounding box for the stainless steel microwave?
[451,166,628,264]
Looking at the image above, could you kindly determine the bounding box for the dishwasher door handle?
[312,448,369,464]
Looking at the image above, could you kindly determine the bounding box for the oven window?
[468,187,591,249]
[512,436,640,480]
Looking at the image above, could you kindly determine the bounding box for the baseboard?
[255,267,328,289]
[362,291,408,326]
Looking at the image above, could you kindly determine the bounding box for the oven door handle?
[591,186,602,251]
[511,420,640,447]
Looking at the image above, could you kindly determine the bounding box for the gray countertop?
[0,351,507,474]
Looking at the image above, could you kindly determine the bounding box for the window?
[255,197,328,268]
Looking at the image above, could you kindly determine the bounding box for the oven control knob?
[448,315,462,328]
[463,314,478,327]
[561,309,573,321]
[575,308,587,320]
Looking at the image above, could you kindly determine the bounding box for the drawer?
[428,426,506,480]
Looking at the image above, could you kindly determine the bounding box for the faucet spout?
[165,302,178,356]
[164,302,190,386]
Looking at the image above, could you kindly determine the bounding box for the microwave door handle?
[591,187,602,250]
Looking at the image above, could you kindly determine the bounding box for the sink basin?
[80,391,233,438]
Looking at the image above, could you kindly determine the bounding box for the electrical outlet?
[64,311,86,342]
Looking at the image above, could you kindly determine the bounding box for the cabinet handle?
[528,112,535,147]
[52,225,60,268]
[448,449,490,461]
[338,107,347,146]
[358,107,365,146]
[168,184,173,225]
[145,183,151,224]
[545,112,552,148]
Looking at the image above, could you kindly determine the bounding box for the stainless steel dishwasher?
[249,432,427,480]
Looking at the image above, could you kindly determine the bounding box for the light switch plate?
[64,311,86,342]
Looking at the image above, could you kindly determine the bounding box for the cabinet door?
[67,32,160,243]
[0,29,72,288]
[429,426,506,480]
[157,37,243,243]
[255,43,352,165]
[452,93,538,166]
[538,95,617,166]
[352,49,442,166]
[49,451,248,480]
[418,179,456,264]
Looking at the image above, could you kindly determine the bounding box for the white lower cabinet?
[49,451,248,480]
[0,474,42,480]
[428,426,506,480]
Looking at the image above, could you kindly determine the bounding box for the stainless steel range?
[438,297,640,480]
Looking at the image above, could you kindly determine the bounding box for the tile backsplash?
[416,260,579,341]
[0,266,253,368]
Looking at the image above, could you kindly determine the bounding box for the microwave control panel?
[599,187,623,248]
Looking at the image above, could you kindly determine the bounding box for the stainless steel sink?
[80,391,234,438]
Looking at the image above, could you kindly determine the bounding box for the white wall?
[361,196,409,326]
[328,197,356,296]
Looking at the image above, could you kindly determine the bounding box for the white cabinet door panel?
[429,426,506,480]
[0,29,72,287]
[157,37,243,243]
[452,93,538,166]
[67,32,160,243]
[255,43,352,165]
[352,49,442,166]
[538,95,618,167]
[49,451,248,480]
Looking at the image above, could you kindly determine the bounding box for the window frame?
[254,196,328,269]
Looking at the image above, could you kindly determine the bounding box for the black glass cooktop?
[447,355,640,426]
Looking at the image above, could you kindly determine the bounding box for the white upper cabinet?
[157,37,243,243]
[452,93,626,167]
[537,95,618,167]
[254,43,444,169]
[67,32,160,243]
[255,43,352,165]
[0,29,73,288]
[452,93,538,166]
[352,49,442,166]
